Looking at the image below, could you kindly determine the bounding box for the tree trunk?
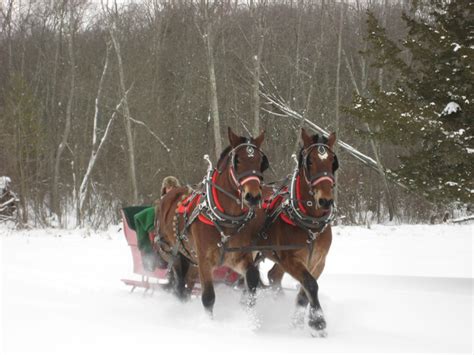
[77,44,111,225]
[251,7,265,136]
[109,23,139,204]
[52,3,75,223]
[203,5,222,159]
[334,0,344,207]
[292,0,325,154]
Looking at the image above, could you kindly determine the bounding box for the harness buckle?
[217,232,230,247]
[179,233,189,242]
[307,230,318,243]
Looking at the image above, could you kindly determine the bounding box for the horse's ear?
[301,128,313,147]
[253,130,265,148]
[228,127,241,147]
[328,132,336,149]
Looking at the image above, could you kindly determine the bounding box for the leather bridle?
[301,143,336,189]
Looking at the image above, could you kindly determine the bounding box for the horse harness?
[168,143,267,266]
[158,142,336,268]
[258,142,336,263]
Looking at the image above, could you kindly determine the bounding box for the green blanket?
[133,206,156,254]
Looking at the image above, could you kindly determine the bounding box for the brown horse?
[158,127,268,316]
[258,128,338,336]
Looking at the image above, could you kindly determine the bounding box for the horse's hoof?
[310,329,328,338]
[271,286,284,298]
[308,308,326,332]
[205,309,214,320]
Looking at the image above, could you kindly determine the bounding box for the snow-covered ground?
[1,223,472,354]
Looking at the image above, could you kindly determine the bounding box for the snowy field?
[1,223,472,354]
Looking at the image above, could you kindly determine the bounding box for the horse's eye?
[235,157,239,165]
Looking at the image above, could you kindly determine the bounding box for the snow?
[441,101,461,116]
[1,223,473,354]
[0,176,11,190]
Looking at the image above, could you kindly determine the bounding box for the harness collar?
[203,169,255,228]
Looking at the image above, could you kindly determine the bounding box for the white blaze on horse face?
[246,146,255,158]
[318,146,328,160]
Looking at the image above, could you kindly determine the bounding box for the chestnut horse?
[158,128,268,316]
[258,128,338,336]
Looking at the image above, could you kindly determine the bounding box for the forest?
[0,0,471,228]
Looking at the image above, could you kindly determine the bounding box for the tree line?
[0,0,468,229]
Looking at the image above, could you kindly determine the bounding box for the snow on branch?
[126,116,171,153]
[259,85,408,190]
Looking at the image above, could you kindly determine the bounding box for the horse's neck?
[214,169,244,216]
[296,170,326,218]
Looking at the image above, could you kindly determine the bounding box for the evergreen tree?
[348,0,473,204]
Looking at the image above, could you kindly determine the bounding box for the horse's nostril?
[244,192,262,206]
[318,198,332,209]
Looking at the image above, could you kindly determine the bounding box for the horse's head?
[300,128,338,211]
[218,127,269,208]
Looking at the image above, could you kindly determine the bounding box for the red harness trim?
[211,170,225,213]
[177,194,200,214]
[263,186,297,227]
[177,170,240,227]
[263,175,312,227]
[198,214,214,225]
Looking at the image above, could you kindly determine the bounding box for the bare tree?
[198,0,222,159]
[105,1,139,204]
[250,1,266,136]
[52,0,77,223]
[334,0,344,206]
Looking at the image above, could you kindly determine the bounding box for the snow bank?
[1,224,472,354]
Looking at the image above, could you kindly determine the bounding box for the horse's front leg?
[236,254,261,329]
[196,250,216,317]
[241,255,260,307]
[280,256,327,336]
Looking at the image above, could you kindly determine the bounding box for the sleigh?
[121,206,241,293]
